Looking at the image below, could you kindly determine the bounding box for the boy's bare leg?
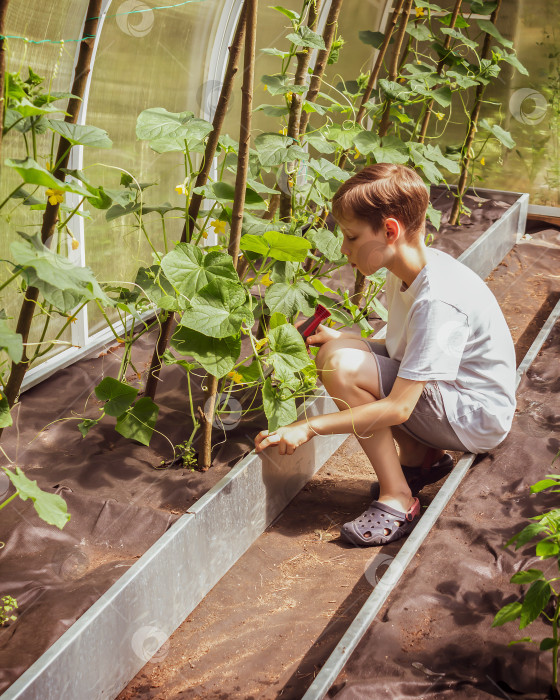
[316,341,415,513]
[391,425,445,468]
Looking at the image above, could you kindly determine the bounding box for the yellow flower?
[255,337,268,352]
[227,370,244,384]
[46,188,64,206]
[354,148,361,160]
[71,238,79,250]
[210,219,227,235]
[261,272,273,287]
[480,157,485,166]
[279,126,288,136]
[264,84,268,92]
[415,6,425,17]
[175,184,186,195]
[435,112,445,121]
[246,277,255,285]
[398,77,406,84]
[202,231,208,239]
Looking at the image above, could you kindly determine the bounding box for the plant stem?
[378,0,414,137]
[0,492,18,512]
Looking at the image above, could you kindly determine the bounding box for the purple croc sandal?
[340,497,421,546]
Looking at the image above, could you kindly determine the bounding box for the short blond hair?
[332,163,429,240]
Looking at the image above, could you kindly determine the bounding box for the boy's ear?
[384,217,402,242]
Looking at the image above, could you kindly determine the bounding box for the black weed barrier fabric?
[329,323,560,699]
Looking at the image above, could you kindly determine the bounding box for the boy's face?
[336,215,392,276]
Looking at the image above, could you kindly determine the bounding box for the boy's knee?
[317,345,359,381]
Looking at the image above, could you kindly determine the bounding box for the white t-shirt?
[383,246,517,454]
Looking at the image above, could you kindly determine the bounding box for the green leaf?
[136,108,213,152]
[254,132,299,167]
[286,26,326,50]
[269,312,288,330]
[262,377,298,431]
[439,27,478,50]
[0,395,13,429]
[324,123,365,151]
[506,521,547,549]
[501,52,529,76]
[236,359,262,384]
[47,120,112,148]
[540,638,557,651]
[431,86,452,108]
[10,97,63,118]
[358,30,391,49]
[306,227,344,262]
[406,24,432,41]
[94,377,139,417]
[308,157,349,182]
[492,601,522,627]
[0,320,23,363]
[508,637,532,646]
[510,569,544,584]
[78,418,100,437]
[305,133,336,154]
[115,397,159,446]
[479,119,516,149]
[240,230,311,262]
[255,103,290,118]
[193,181,266,209]
[11,232,111,312]
[5,157,89,196]
[170,326,240,378]
[536,539,559,558]
[3,466,70,529]
[520,580,551,629]
[476,19,513,48]
[265,280,317,317]
[439,12,469,28]
[270,5,300,22]
[531,478,559,493]
[267,324,311,381]
[180,279,253,338]
[261,74,291,96]
[161,243,238,298]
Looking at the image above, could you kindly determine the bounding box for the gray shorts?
[364,341,469,452]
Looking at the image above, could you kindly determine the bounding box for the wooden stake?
[197,0,257,471]
[144,3,247,401]
[449,0,502,225]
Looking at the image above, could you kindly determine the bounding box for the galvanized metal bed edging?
[301,296,560,700]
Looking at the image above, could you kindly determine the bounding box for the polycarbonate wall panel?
[1,2,88,364]
[83,0,226,335]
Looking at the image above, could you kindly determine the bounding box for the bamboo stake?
[1,0,103,424]
[337,0,405,173]
[144,3,247,401]
[418,0,463,143]
[196,0,257,471]
[279,0,323,221]
[298,0,344,137]
[378,0,414,137]
[0,0,10,168]
[449,0,502,225]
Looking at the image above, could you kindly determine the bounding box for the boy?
[254,163,517,547]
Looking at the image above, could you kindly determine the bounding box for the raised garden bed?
[0,187,528,699]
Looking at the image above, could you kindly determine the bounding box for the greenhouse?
[0,0,559,697]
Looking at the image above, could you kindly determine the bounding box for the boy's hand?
[294,319,342,348]
[254,422,315,456]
